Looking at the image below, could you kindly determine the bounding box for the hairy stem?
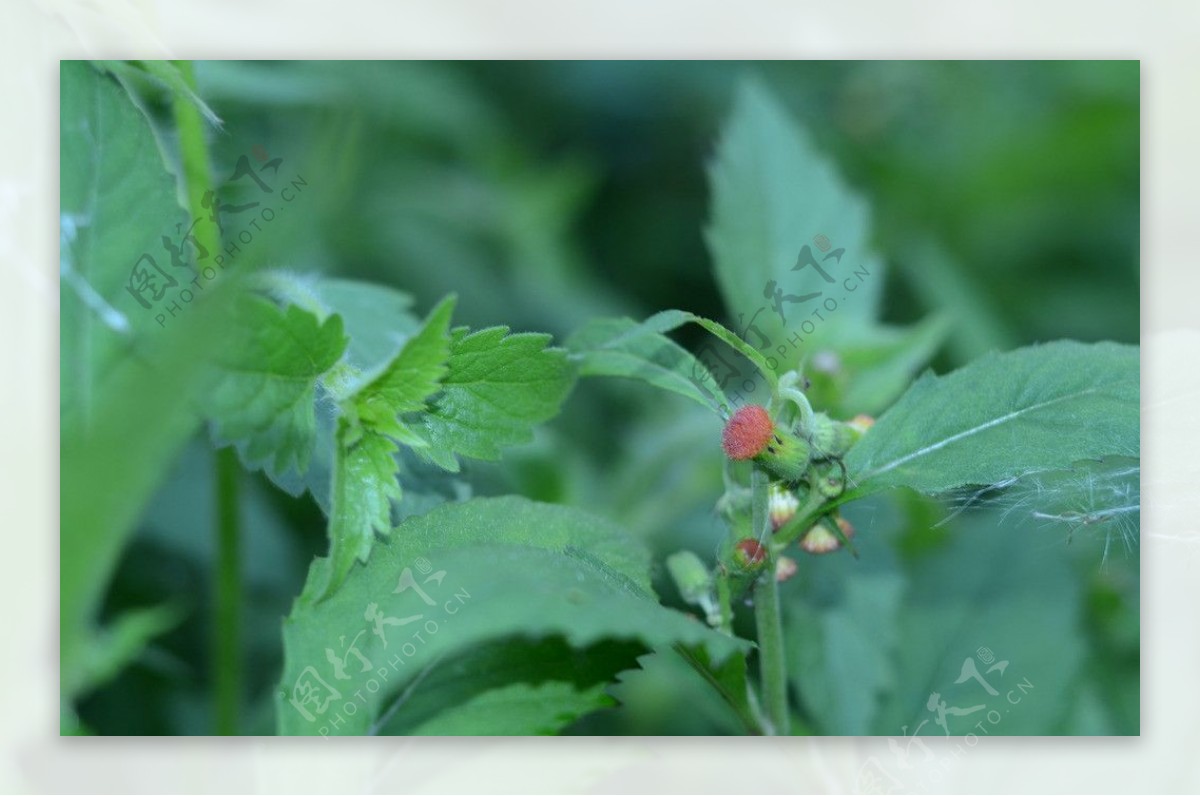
[750,467,789,735]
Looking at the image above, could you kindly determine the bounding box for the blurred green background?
[76,61,1139,735]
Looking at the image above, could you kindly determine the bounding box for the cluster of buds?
[769,481,858,557]
[721,404,868,492]
[724,403,871,565]
[700,401,868,600]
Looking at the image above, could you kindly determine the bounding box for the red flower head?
[722,405,775,460]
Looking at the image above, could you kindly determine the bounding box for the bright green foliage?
[62,63,1139,739]
[846,341,1139,496]
[314,295,458,597]
[297,277,423,386]
[418,327,575,470]
[203,296,348,476]
[567,316,729,413]
[351,295,456,445]
[258,276,423,507]
[643,309,779,393]
[278,497,750,735]
[319,422,405,600]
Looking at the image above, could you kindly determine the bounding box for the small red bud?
[722,405,775,460]
[722,404,812,481]
[734,539,767,569]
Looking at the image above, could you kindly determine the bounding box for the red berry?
[722,405,775,460]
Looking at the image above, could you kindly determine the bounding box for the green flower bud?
[666,550,712,605]
[812,458,846,498]
[810,412,857,459]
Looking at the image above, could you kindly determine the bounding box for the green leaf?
[954,456,1140,560]
[706,80,883,373]
[417,328,575,470]
[255,273,423,394]
[351,295,456,441]
[60,61,231,700]
[257,276,424,508]
[406,681,612,735]
[566,316,728,414]
[202,296,348,476]
[845,341,1139,497]
[278,497,750,735]
[673,645,761,734]
[874,512,1087,735]
[833,315,951,417]
[788,564,906,734]
[371,636,641,735]
[319,421,404,600]
[785,499,1090,736]
[60,60,188,420]
[317,296,462,599]
[642,309,778,394]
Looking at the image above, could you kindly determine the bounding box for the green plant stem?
[214,446,241,734]
[171,60,221,260]
[754,562,788,735]
[749,467,789,735]
[170,60,239,735]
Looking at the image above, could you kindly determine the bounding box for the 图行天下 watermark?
[125,145,308,328]
[691,233,871,414]
[286,555,472,737]
[856,646,1035,794]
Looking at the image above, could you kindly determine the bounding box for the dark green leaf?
[706,80,884,372]
[278,497,749,735]
[845,341,1139,497]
